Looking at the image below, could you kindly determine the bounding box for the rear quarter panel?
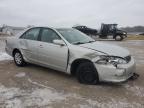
[5,37,19,56]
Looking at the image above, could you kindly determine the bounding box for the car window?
[57,29,95,44]
[21,28,40,40]
[40,28,60,43]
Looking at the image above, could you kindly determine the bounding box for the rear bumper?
[95,57,136,83]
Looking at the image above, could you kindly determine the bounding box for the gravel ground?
[0,37,144,108]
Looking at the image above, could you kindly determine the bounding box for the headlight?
[96,55,127,66]
[123,32,127,35]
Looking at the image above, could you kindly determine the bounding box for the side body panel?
[18,39,39,63]
[37,41,68,72]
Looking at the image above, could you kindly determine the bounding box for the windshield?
[57,28,95,44]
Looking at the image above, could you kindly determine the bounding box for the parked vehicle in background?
[72,26,97,36]
[99,24,127,41]
[5,27,136,84]
[73,24,127,41]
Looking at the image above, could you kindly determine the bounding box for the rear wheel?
[14,51,26,66]
[76,62,99,85]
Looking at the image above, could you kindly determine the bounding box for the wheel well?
[71,59,92,76]
[12,49,20,57]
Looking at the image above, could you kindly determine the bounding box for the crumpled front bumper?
[95,57,136,83]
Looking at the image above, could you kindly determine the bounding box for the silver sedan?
[5,27,136,84]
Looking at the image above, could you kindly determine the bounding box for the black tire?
[76,62,99,85]
[115,35,123,41]
[14,50,26,67]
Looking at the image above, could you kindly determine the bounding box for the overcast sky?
[0,0,143,28]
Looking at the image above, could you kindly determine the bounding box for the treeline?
[120,26,144,33]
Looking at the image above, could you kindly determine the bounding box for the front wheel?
[76,62,99,85]
[14,51,26,67]
[114,35,123,41]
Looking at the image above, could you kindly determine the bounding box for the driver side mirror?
[53,39,65,46]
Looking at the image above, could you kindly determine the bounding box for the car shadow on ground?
[25,63,75,81]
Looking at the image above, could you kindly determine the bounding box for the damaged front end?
[93,55,139,83]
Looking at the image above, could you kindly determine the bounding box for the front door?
[37,28,68,72]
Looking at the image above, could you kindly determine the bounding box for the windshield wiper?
[86,40,96,43]
[72,42,85,45]
[73,40,95,45]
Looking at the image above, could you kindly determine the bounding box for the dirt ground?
[0,37,144,108]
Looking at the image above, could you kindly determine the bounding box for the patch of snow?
[28,78,52,89]
[0,83,68,107]
[124,84,144,98]
[15,72,26,78]
[0,84,20,108]
[79,104,90,108]
[84,98,143,108]
[1,79,144,108]
[0,52,12,61]
[26,88,67,107]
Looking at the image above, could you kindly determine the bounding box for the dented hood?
[79,42,130,57]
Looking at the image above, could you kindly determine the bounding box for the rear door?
[19,28,40,63]
[37,28,68,72]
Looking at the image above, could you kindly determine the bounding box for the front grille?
[125,55,131,63]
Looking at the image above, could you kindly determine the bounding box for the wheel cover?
[80,67,96,83]
[15,53,22,64]
[82,71,96,83]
